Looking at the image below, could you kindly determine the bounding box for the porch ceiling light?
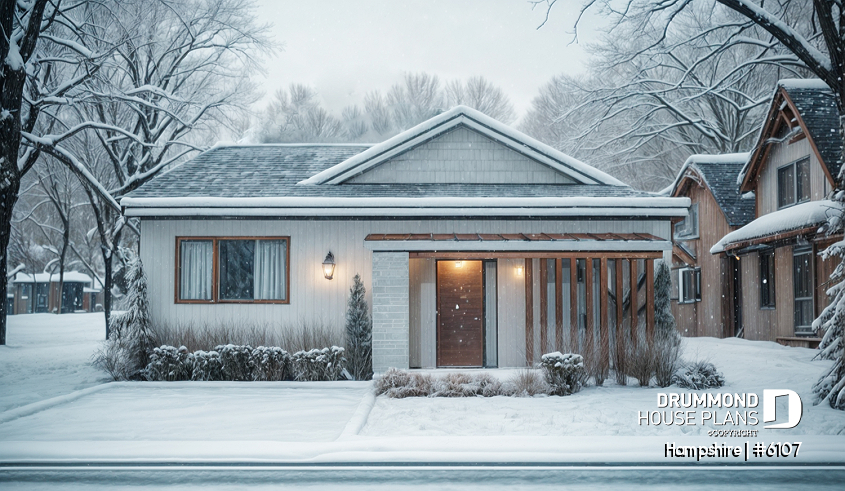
[455,261,463,268]
[322,252,336,280]
[515,264,524,276]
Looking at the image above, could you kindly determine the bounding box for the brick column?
[372,252,410,374]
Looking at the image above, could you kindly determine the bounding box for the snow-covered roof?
[12,271,93,284]
[711,200,840,254]
[299,105,625,186]
[668,153,755,227]
[739,79,841,189]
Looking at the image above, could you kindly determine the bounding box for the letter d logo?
[763,389,802,429]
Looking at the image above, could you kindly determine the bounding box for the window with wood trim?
[176,237,290,304]
[674,203,699,239]
[777,158,811,209]
[759,249,776,308]
[679,267,701,304]
[793,248,813,334]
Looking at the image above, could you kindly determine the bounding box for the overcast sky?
[251,0,605,124]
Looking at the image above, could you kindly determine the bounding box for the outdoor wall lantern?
[322,252,336,280]
[515,264,524,276]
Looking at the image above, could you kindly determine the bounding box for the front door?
[437,260,484,367]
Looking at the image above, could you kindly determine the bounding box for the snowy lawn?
[0,313,108,412]
[0,382,370,442]
[360,337,845,438]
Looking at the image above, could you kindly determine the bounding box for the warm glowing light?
[322,252,336,280]
[455,261,463,268]
[515,264,524,276]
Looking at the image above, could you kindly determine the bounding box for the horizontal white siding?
[140,218,671,340]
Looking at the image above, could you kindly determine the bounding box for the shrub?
[673,360,725,390]
[345,274,373,381]
[654,331,683,388]
[625,340,655,388]
[291,346,345,381]
[505,368,551,397]
[91,335,136,381]
[540,352,586,396]
[190,350,224,381]
[583,341,609,386]
[374,368,435,398]
[144,345,191,381]
[432,372,504,397]
[215,344,254,381]
[150,321,342,354]
[251,346,290,381]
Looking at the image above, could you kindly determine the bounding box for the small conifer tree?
[112,249,155,373]
[345,274,373,380]
[813,240,845,410]
[654,260,677,338]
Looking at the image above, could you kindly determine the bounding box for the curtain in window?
[254,239,286,300]
[180,241,213,300]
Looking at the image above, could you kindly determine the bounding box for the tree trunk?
[0,187,19,345]
[102,248,113,339]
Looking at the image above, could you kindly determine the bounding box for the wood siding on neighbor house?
[755,137,832,217]
[672,177,739,338]
[346,126,576,184]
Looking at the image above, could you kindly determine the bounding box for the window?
[793,248,813,334]
[759,249,776,308]
[176,237,289,304]
[678,267,701,303]
[675,203,699,239]
[777,158,811,208]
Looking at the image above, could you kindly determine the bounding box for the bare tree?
[446,76,516,124]
[539,0,845,407]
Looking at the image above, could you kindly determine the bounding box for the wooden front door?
[437,260,484,367]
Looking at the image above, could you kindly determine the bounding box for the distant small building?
[9,272,103,314]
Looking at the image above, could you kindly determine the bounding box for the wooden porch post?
[524,258,534,365]
[555,258,563,352]
[600,258,609,370]
[570,260,578,352]
[646,258,655,343]
[539,259,548,355]
[585,259,594,354]
[630,259,638,345]
[615,259,625,368]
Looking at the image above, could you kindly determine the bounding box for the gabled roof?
[739,79,841,192]
[298,105,625,186]
[669,153,755,227]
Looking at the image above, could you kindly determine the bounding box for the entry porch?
[367,233,670,373]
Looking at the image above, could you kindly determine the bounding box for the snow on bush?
[345,274,373,381]
[539,352,586,396]
[214,344,254,381]
[374,369,551,398]
[144,345,191,381]
[251,346,290,381]
[290,346,345,381]
[190,350,224,381]
[673,361,725,390]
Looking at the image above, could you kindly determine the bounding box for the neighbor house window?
[793,248,813,334]
[777,158,810,208]
[176,237,289,304]
[759,249,776,308]
[674,203,699,239]
[678,267,701,304]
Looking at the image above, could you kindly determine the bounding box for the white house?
[121,106,689,372]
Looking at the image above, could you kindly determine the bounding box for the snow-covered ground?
[0,314,843,469]
[360,337,845,438]
[0,313,108,412]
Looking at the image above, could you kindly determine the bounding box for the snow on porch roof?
[364,232,671,252]
[710,199,840,254]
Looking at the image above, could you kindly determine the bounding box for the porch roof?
[364,232,671,252]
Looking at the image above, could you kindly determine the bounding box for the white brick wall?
[372,252,410,373]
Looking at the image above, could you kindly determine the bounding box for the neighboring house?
[10,271,103,314]
[122,106,689,372]
[668,154,755,338]
[711,79,843,348]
